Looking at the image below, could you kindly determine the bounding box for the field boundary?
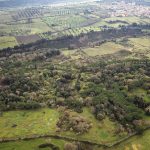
[0,126,150,149]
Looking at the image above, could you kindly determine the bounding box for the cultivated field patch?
[0,36,18,49]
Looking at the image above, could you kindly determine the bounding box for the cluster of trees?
[0,75,40,111]
[33,49,60,61]
[57,110,92,134]
[38,143,59,150]
[106,20,128,24]
[79,59,150,133]
[0,43,60,58]
[64,142,93,150]
[52,72,83,112]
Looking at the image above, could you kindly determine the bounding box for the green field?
[0,3,150,48]
[0,108,59,138]
[42,15,87,29]
[0,137,66,150]
[92,16,150,28]
[0,107,128,150]
[128,37,150,52]
[83,42,128,56]
[0,18,51,36]
[0,108,124,144]
[108,129,150,150]
[1,129,150,150]
[0,36,18,49]
[62,41,131,58]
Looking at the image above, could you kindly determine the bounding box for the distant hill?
[0,0,86,8]
[0,0,149,8]
[0,0,61,7]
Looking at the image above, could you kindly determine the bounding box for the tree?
[27,18,32,24]
[75,81,81,91]
[97,113,105,121]
[64,143,77,150]
[145,106,150,115]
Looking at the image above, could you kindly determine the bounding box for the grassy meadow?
[83,42,127,56]
[0,36,18,49]
[0,18,50,36]
[0,108,123,144]
[128,37,150,52]
[1,128,150,150]
[0,108,59,138]
[0,137,66,150]
[0,3,150,48]
[107,129,150,150]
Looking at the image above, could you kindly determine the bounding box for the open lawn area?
[0,107,150,150]
[83,42,127,56]
[0,108,59,138]
[128,36,150,52]
[0,137,66,150]
[0,36,18,49]
[0,108,125,144]
[107,129,150,150]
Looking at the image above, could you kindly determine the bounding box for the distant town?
[96,1,150,18]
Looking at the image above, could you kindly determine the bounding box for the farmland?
[0,0,150,48]
[0,36,18,49]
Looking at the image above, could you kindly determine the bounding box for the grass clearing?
[106,129,150,150]
[0,107,124,144]
[83,42,126,56]
[62,49,78,56]
[0,108,59,138]
[0,137,66,150]
[128,37,150,52]
[0,36,18,49]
